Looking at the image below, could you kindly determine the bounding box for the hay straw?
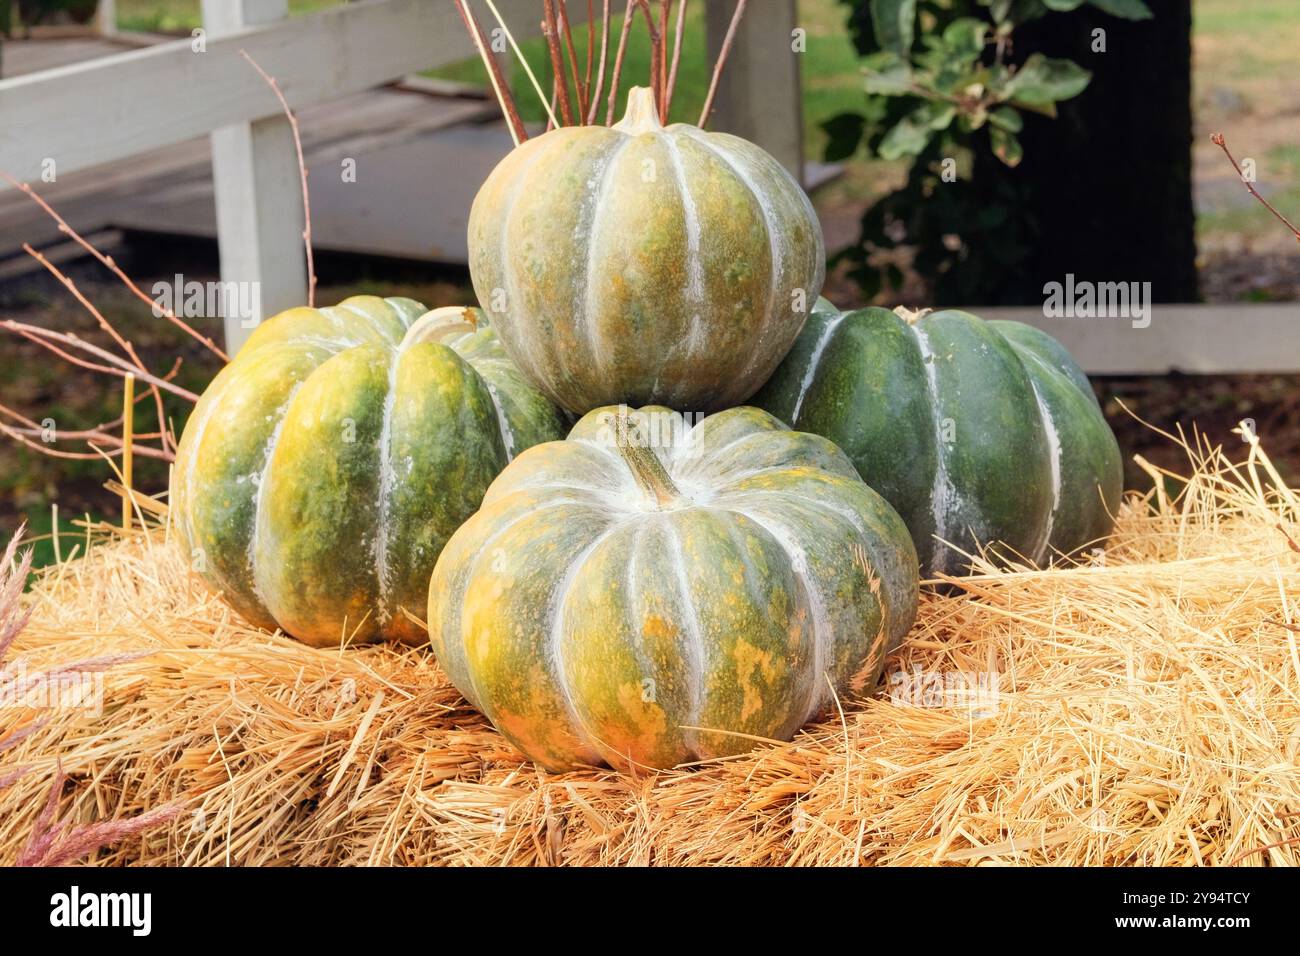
[1,425,1298,865]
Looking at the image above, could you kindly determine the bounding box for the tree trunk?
[981,0,1198,304]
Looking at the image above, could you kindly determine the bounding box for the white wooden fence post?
[704,0,804,185]
[203,0,308,354]
[97,0,117,36]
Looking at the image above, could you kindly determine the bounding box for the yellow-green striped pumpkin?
[468,87,826,415]
[171,296,566,647]
[427,405,919,771]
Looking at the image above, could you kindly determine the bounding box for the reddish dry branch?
[453,0,529,144]
[633,1,662,119]
[657,0,671,121]
[1,321,199,404]
[557,1,588,122]
[542,0,576,125]
[665,0,687,119]
[587,0,613,124]
[1211,132,1300,243]
[585,0,596,106]
[0,172,229,363]
[239,50,318,304]
[606,0,637,124]
[699,0,748,128]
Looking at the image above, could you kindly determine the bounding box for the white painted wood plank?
[704,0,803,182]
[205,0,299,314]
[97,0,118,37]
[977,304,1300,374]
[0,0,570,184]
[204,0,304,354]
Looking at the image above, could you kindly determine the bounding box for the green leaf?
[989,126,1023,167]
[1041,0,1085,10]
[982,0,1015,23]
[821,113,867,162]
[1088,0,1153,19]
[861,50,913,95]
[920,101,958,131]
[988,106,1023,132]
[870,0,917,56]
[1006,53,1091,104]
[942,17,990,60]
[878,112,932,160]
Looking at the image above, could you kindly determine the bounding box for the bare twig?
[587,0,613,124]
[557,1,587,122]
[542,0,576,125]
[453,0,528,146]
[1211,133,1300,243]
[239,50,318,304]
[0,171,228,362]
[484,0,561,129]
[665,0,687,120]
[21,242,175,450]
[1,321,199,403]
[699,0,747,128]
[606,1,637,124]
[0,414,171,462]
[632,1,662,119]
[657,0,671,122]
[585,0,596,111]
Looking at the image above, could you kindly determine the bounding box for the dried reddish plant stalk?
[587,0,613,124]
[239,50,318,304]
[1211,133,1300,243]
[454,0,529,144]
[542,0,576,125]
[699,0,747,128]
[0,172,228,362]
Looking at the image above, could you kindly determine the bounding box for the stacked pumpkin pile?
[172,88,1121,772]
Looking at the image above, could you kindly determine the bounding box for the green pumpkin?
[467,87,825,415]
[754,300,1123,576]
[171,296,566,647]
[427,405,918,771]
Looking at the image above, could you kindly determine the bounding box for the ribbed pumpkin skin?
[753,300,1124,575]
[468,88,826,415]
[171,296,566,648]
[427,405,918,772]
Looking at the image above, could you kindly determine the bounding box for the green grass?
[114,0,341,33]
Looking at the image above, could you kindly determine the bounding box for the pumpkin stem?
[609,407,679,507]
[400,306,479,350]
[893,306,933,325]
[613,87,664,135]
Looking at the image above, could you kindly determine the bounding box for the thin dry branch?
[665,0,687,119]
[1211,133,1300,243]
[239,50,318,304]
[454,0,529,145]
[632,1,662,119]
[699,0,747,128]
[587,0,613,124]
[606,1,637,124]
[542,0,576,125]
[0,171,228,362]
[1,321,199,403]
[557,1,588,122]
[21,242,173,455]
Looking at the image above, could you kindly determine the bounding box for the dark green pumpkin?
[753,300,1123,575]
